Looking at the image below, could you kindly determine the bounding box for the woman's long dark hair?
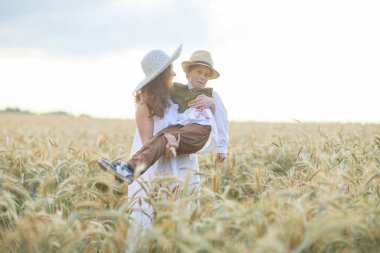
[135,65,172,118]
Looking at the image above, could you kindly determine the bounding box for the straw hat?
[133,44,182,95]
[182,50,220,79]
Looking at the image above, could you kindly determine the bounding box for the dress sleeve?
[212,91,229,154]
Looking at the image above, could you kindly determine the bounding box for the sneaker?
[101,161,124,184]
[98,158,134,184]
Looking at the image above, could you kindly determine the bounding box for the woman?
[126,45,216,232]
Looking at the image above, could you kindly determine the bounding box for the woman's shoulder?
[135,99,150,118]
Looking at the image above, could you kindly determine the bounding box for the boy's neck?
[187,82,206,89]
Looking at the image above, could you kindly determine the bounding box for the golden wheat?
[0,114,380,252]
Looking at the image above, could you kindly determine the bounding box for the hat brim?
[133,44,182,95]
[182,61,220,80]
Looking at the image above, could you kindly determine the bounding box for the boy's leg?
[176,124,211,154]
[99,124,211,183]
[128,124,211,172]
[127,124,182,172]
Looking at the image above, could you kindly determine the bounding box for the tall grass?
[0,114,379,252]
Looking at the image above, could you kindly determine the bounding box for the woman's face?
[169,65,176,81]
[186,65,212,88]
[166,65,176,89]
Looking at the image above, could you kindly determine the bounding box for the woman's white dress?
[128,102,210,232]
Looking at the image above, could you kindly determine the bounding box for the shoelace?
[114,162,133,178]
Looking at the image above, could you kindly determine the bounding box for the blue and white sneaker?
[98,158,134,183]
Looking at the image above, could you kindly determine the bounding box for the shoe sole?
[94,181,124,195]
[98,161,128,183]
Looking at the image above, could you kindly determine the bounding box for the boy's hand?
[164,133,180,157]
[216,153,226,163]
[188,95,215,110]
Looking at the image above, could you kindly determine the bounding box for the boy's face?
[186,65,212,88]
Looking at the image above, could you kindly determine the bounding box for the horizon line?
[1,107,379,125]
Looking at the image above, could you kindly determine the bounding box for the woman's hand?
[216,153,226,163]
[188,94,215,111]
[164,133,180,157]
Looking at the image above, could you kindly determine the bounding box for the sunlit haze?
[1,0,379,122]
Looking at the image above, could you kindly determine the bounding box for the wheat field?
[0,113,380,253]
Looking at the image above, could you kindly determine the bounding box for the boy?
[181,50,229,163]
[98,50,228,183]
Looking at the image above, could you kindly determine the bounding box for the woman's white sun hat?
[182,50,220,80]
[133,44,182,95]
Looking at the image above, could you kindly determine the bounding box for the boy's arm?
[212,91,229,162]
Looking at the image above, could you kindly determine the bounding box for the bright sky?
[1,0,379,122]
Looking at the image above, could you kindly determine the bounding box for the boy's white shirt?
[187,83,229,154]
[175,86,218,154]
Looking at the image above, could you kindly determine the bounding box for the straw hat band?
[193,60,213,68]
[181,50,220,80]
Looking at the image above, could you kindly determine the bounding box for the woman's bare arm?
[135,101,154,144]
[136,101,178,157]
